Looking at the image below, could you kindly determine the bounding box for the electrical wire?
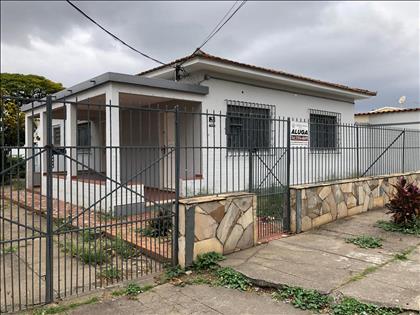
[177,0,247,68]
[66,0,166,65]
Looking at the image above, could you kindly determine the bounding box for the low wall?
[178,192,257,267]
[290,171,420,233]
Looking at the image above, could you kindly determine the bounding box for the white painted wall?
[176,73,359,195]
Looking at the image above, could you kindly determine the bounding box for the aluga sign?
[290,121,309,147]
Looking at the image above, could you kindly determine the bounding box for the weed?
[124,283,154,297]
[136,210,172,237]
[393,246,416,261]
[107,237,139,259]
[215,267,250,291]
[33,297,99,315]
[332,297,400,315]
[54,217,74,232]
[63,242,111,265]
[99,267,122,280]
[347,265,380,283]
[188,276,212,285]
[394,253,408,261]
[12,178,25,190]
[376,220,420,236]
[164,265,185,280]
[82,229,100,242]
[345,235,383,249]
[192,252,225,271]
[0,245,18,255]
[272,286,330,312]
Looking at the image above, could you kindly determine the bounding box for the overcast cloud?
[1,1,419,111]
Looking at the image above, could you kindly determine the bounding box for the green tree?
[0,73,64,147]
[1,73,64,176]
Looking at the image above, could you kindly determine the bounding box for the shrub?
[192,252,225,271]
[273,286,330,312]
[345,235,383,249]
[385,177,420,226]
[216,267,250,291]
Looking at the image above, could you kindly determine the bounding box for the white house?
[22,51,376,214]
[355,107,420,129]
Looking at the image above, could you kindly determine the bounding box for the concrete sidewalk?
[222,209,420,311]
[68,284,310,315]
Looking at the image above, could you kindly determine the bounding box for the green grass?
[272,286,331,312]
[33,297,99,315]
[376,220,420,236]
[332,297,400,315]
[215,267,250,291]
[345,235,383,249]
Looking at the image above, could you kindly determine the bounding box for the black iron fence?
[1,95,419,312]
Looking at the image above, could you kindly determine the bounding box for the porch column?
[25,114,34,189]
[105,87,120,211]
[65,103,77,185]
[39,111,48,192]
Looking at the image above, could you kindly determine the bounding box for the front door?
[159,112,176,191]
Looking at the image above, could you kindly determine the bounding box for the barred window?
[226,102,272,150]
[309,110,340,149]
[53,126,61,146]
[77,122,91,147]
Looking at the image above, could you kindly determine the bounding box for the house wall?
[178,72,360,195]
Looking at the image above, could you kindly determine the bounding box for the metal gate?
[0,96,179,312]
[248,117,290,241]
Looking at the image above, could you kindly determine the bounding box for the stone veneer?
[177,192,257,267]
[290,172,420,233]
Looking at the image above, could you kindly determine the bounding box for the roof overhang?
[21,72,209,112]
[140,53,376,101]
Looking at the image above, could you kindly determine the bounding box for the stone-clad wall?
[290,172,420,233]
[178,192,257,267]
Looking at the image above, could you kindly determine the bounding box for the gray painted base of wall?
[113,202,146,217]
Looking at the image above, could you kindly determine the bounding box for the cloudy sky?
[1,1,419,111]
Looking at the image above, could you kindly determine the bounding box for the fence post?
[356,125,360,177]
[402,129,406,173]
[173,106,180,266]
[45,95,54,303]
[284,117,291,231]
[248,148,253,192]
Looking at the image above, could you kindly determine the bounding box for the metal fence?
[1,94,419,312]
[1,96,178,312]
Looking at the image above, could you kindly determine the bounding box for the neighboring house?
[355,106,420,129]
[21,50,376,213]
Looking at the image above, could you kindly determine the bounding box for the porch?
[23,73,207,214]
